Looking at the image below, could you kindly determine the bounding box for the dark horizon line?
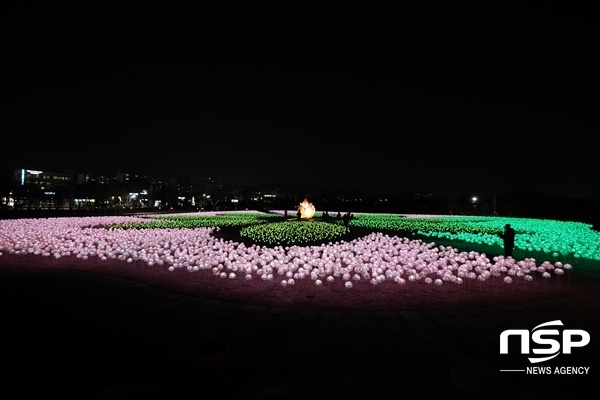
[3,162,599,203]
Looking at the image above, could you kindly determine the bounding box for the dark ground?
[1,210,598,399]
[1,251,599,400]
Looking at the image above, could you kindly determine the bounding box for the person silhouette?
[342,212,350,227]
[500,223,516,257]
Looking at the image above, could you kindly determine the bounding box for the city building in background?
[2,166,235,212]
[0,163,598,229]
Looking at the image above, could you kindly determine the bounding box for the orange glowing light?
[298,198,316,219]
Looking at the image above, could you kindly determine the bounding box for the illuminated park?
[1,210,598,310]
[3,7,598,399]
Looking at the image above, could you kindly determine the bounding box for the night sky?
[3,3,598,200]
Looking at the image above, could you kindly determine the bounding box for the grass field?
[1,210,598,310]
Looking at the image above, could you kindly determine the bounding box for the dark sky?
[3,3,598,200]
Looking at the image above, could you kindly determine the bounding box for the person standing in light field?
[500,223,516,257]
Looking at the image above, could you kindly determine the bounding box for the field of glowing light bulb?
[0,210,599,310]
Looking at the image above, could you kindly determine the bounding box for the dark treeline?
[2,191,598,231]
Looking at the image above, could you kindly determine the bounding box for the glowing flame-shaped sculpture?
[298,198,316,219]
